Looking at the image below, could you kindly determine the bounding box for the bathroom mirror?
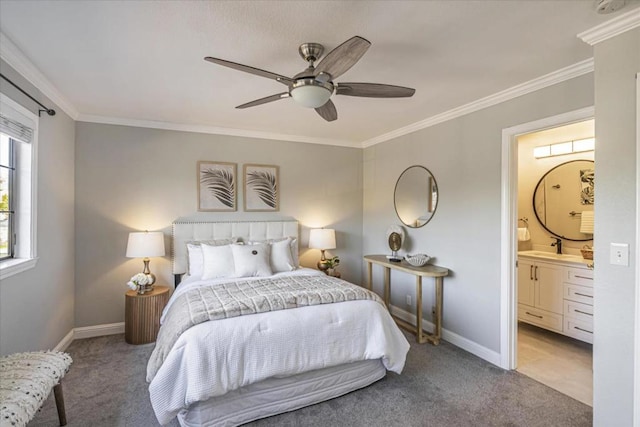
[533,160,594,241]
[394,165,439,228]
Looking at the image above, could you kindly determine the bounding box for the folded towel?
[580,211,594,234]
[517,227,530,242]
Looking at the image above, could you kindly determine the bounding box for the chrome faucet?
[551,237,562,255]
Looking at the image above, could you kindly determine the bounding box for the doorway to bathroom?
[499,107,594,406]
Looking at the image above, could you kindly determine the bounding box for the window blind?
[0,112,33,143]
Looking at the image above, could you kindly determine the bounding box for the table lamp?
[308,228,336,274]
[126,231,166,285]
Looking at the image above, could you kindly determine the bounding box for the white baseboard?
[73,322,125,340]
[53,323,124,352]
[390,305,502,367]
[53,329,74,352]
[55,312,502,369]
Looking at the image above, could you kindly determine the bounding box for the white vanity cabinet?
[517,259,564,332]
[517,252,594,343]
[562,266,594,343]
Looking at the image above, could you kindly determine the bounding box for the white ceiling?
[0,1,635,146]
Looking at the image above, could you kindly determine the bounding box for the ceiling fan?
[204,36,415,122]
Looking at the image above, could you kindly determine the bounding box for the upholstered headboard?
[172,220,299,284]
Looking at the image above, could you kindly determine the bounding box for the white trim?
[634,72,640,427]
[361,59,594,148]
[389,305,502,367]
[0,95,38,273]
[73,322,125,340]
[499,106,594,370]
[53,329,74,352]
[578,7,640,46]
[76,114,355,147]
[0,257,38,280]
[0,32,78,120]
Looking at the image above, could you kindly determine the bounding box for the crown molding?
[76,114,356,147]
[360,58,594,148]
[0,32,79,119]
[578,7,640,45]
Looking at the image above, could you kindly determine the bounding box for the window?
[0,94,38,278]
[0,134,14,259]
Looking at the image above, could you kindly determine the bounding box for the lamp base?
[139,258,157,293]
[317,249,330,274]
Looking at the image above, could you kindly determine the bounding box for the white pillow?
[231,243,273,277]
[270,237,296,272]
[247,236,299,268]
[201,244,236,280]
[186,238,238,277]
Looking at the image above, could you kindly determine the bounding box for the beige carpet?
[30,332,592,426]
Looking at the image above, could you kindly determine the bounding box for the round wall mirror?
[394,165,439,228]
[533,159,594,241]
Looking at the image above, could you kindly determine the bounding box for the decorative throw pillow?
[186,238,238,277]
[246,236,299,269]
[270,237,296,272]
[231,243,273,277]
[201,244,236,280]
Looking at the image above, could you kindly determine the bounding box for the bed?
[147,220,410,426]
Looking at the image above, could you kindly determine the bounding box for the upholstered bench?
[0,351,72,426]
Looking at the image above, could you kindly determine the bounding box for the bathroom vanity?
[518,250,594,344]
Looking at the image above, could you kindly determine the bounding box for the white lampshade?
[308,228,336,250]
[291,85,332,108]
[126,231,166,258]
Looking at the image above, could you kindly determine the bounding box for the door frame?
[499,106,594,369]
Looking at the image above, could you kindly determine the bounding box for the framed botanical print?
[197,161,237,211]
[243,164,279,212]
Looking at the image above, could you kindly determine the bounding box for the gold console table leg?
[383,266,391,309]
[416,276,426,343]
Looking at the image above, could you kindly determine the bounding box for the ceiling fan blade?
[336,83,415,98]
[236,92,290,109]
[315,99,337,122]
[314,36,371,81]
[204,57,293,86]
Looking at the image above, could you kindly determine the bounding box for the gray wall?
[592,27,639,426]
[363,74,594,353]
[0,60,75,355]
[74,123,363,327]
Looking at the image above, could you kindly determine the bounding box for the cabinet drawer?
[518,304,563,332]
[564,317,593,344]
[566,268,593,287]
[564,283,594,305]
[564,300,593,323]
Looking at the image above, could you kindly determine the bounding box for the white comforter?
[148,269,410,425]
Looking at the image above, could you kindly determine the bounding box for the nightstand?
[125,286,170,345]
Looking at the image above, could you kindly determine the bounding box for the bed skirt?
[177,359,386,427]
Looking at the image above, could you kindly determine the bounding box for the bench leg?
[53,383,67,426]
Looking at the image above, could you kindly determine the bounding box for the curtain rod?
[0,72,56,116]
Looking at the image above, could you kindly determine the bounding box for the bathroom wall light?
[534,138,595,159]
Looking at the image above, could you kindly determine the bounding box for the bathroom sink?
[518,250,586,263]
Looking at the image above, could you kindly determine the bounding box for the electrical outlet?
[406,295,412,305]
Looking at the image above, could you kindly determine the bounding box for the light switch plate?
[610,243,629,266]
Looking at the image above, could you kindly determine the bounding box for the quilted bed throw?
[147,275,383,381]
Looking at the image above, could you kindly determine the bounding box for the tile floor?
[517,322,593,406]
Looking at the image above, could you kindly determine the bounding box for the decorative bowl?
[404,253,430,267]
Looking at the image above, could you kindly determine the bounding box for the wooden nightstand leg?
[367,262,372,290]
[383,266,390,309]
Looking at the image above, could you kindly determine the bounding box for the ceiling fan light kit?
[290,80,333,108]
[204,36,415,122]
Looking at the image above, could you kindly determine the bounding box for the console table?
[363,255,449,345]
